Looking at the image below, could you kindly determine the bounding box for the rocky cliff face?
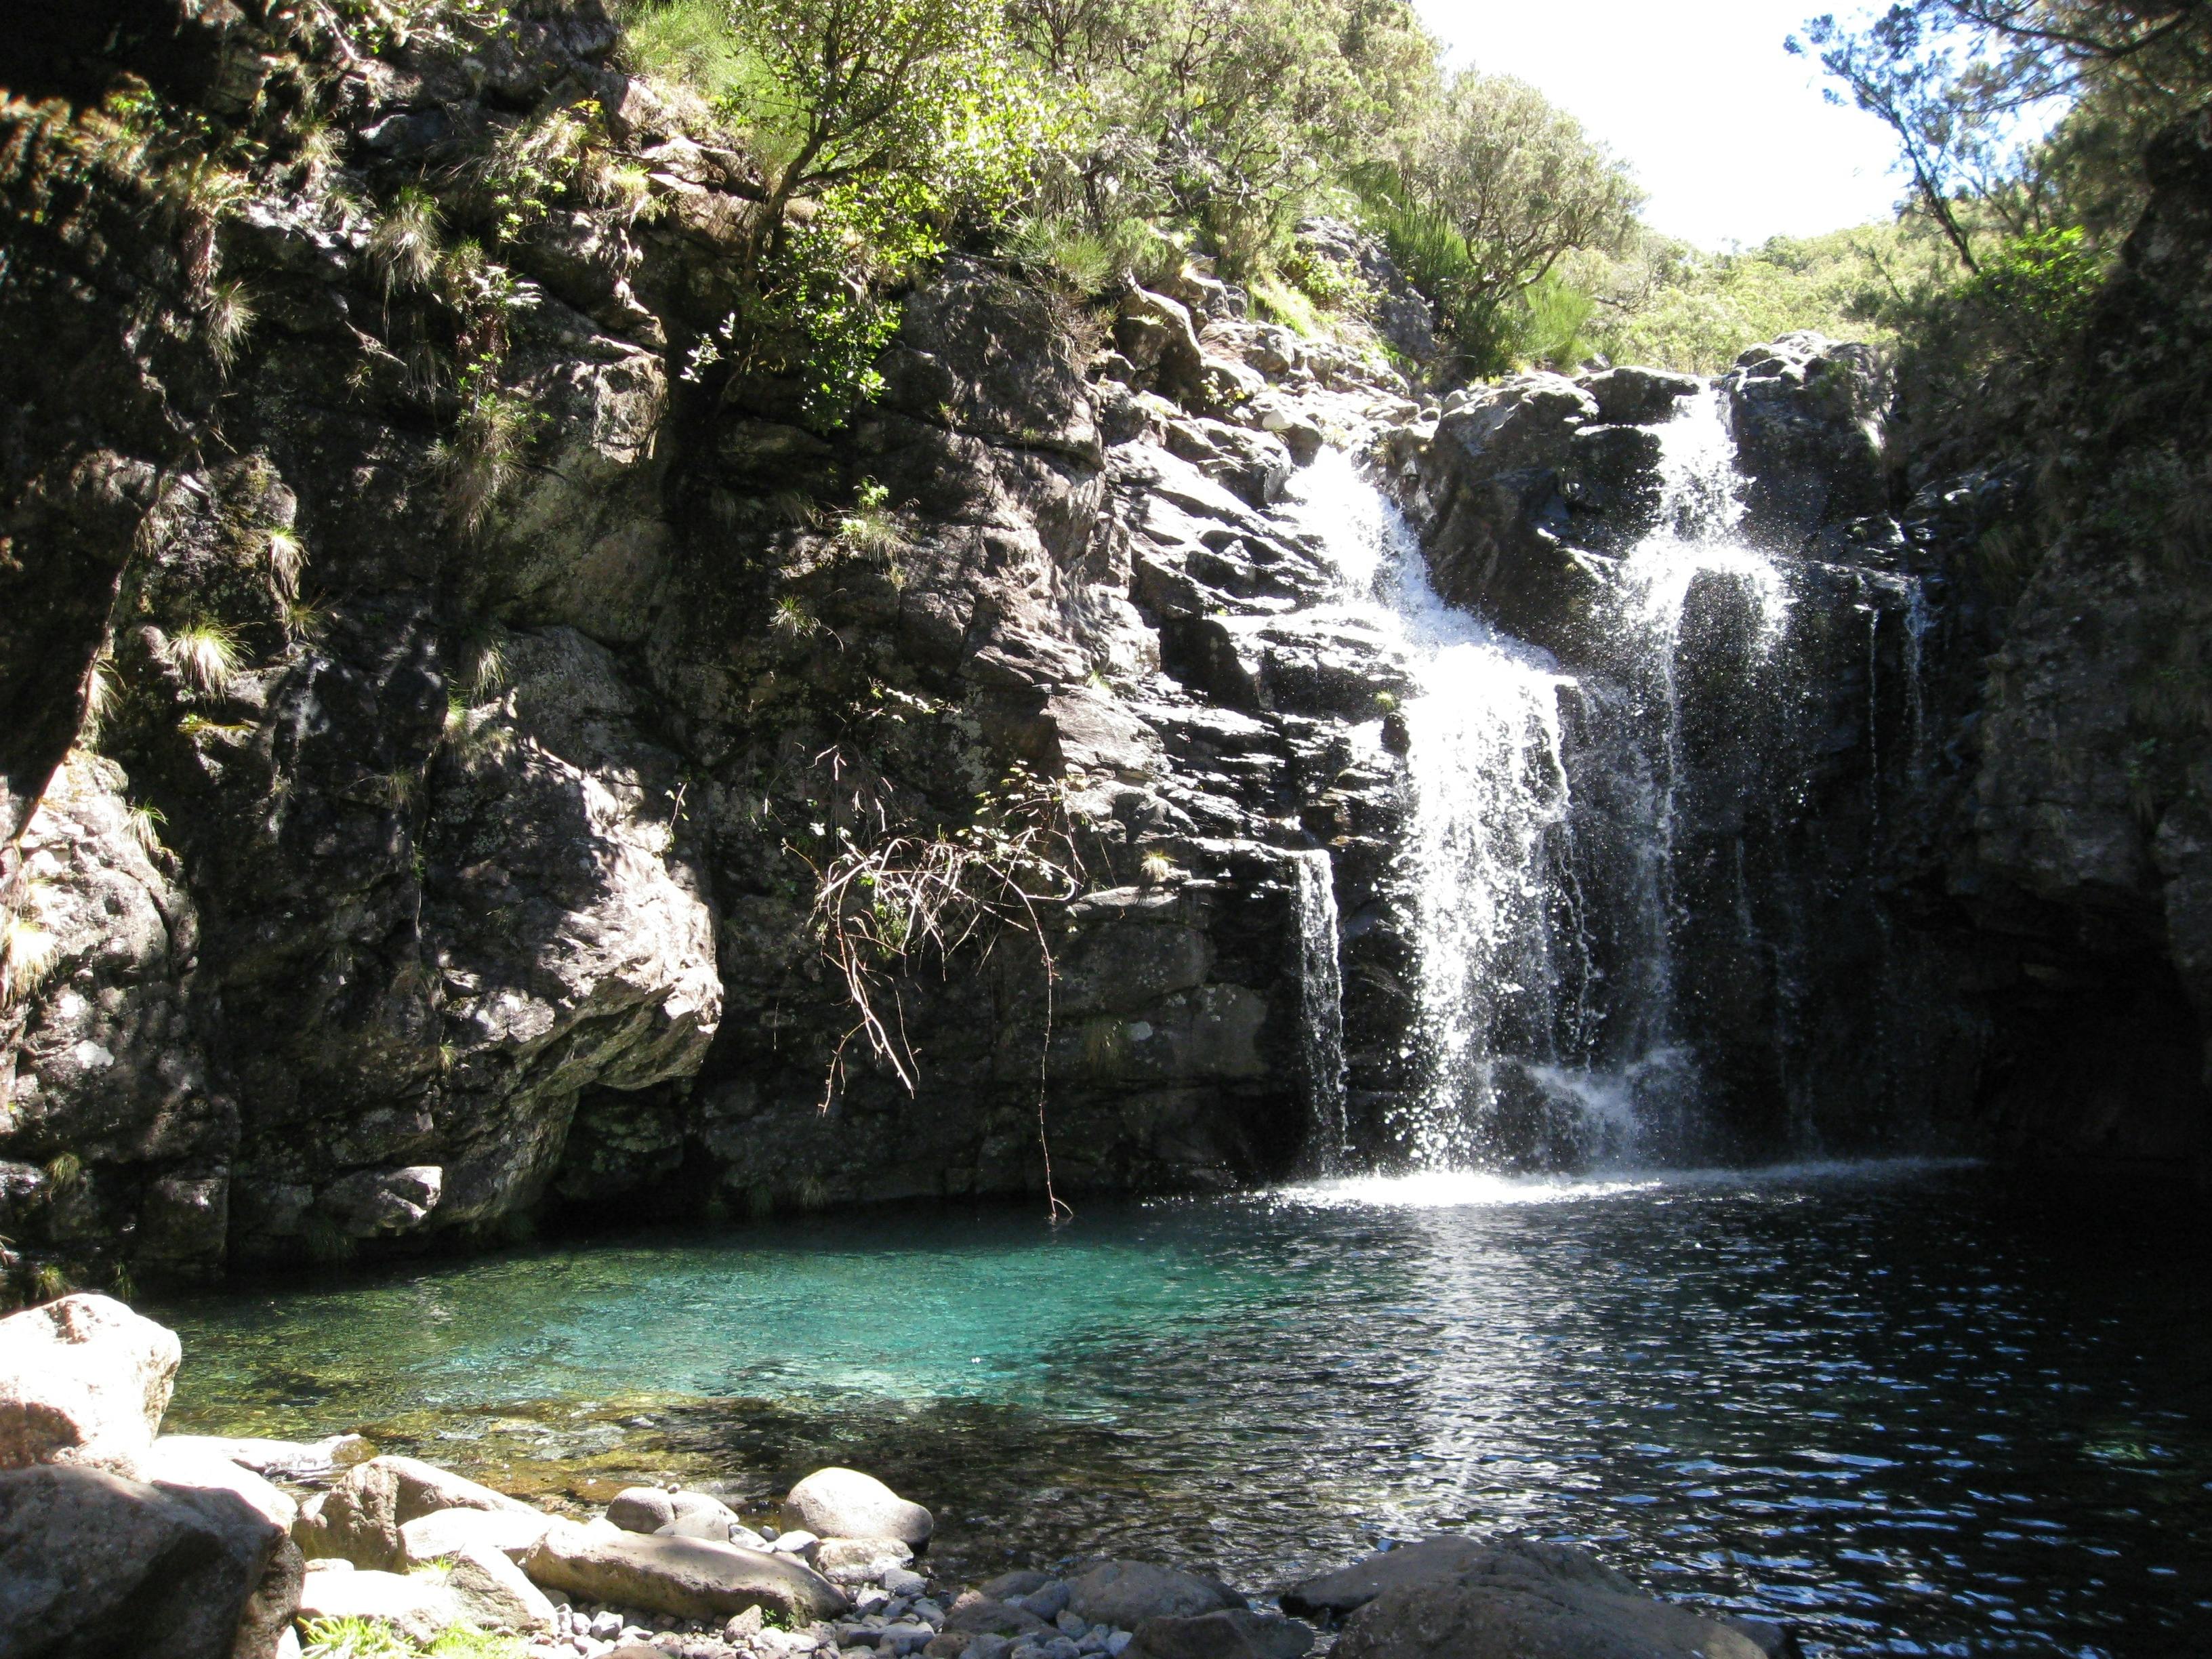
[3,1,2207,1295]
[0,0,1442,1291]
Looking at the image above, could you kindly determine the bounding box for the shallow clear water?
[155,1162,2212,1656]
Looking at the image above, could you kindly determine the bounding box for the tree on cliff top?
[1356,70,1643,372]
[730,0,1052,268]
[1795,1,2212,260]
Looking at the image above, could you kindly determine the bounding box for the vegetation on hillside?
[1793,1,2212,444]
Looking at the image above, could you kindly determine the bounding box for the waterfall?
[1292,848,1349,1172]
[1279,390,1803,1172]
[1282,453,1587,1169]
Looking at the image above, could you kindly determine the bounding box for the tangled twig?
[797,771,1084,1221]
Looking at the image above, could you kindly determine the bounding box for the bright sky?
[1414,0,1905,249]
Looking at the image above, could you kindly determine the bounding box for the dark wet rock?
[1395,374,1622,658]
[1721,332,1887,546]
[0,1463,303,1659]
[1280,1536,1492,1619]
[1577,366,1701,426]
[1328,1538,1765,1659]
[942,1597,1055,1641]
[977,1570,1058,1603]
[1066,1561,1245,1629]
[1126,1610,1314,1659]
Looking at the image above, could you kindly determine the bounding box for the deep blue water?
[155,1161,2212,1656]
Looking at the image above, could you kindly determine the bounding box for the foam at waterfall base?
[1272,1155,1980,1211]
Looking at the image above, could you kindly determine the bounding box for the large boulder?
[1279,1536,1491,1619]
[607,1483,741,1540]
[1720,331,1887,546]
[781,1467,933,1547]
[1127,1610,1314,1659]
[1328,1538,1767,1659]
[1407,375,1620,657]
[1113,287,1206,401]
[398,1502,556,1565]
[439,1540,560,1633]
[1577,366,1701,426]
[523,1519,849,1622]
[144,1437,299,1531]
[0,1292,180,1479]
[293,1454,535,1570]
[0,1463,303,1659]
[1065,1561,1245,1629]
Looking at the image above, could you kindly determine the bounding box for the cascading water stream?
[1280,386,1801,1171]
[1290,848,1349,1172]
[1281,452,1586,1169]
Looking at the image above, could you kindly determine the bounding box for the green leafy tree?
[1012,0,1437,274]
[732,0,1052,266]
[1793,3,2212,263]
[1359,70,1641,371]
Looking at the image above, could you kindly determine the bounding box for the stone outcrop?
[0,1463,304,1659]
[0,6,1435,1286]
[781,1467,933,1547]
[1328,1538,1766,1659]
[0,1292,180,1479]
[524,1519,850,1622]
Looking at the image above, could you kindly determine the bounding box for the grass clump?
[2,907,61,1008]
[165,619,242,697]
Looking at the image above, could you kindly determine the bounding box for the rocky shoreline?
[1,1292,1801,1659]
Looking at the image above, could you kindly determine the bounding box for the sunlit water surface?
[155,1162,2212,1656]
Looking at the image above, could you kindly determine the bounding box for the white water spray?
[1292,848,1349,1172]
[1276,390,1805,1170]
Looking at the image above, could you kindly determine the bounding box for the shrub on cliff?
[1351,70,1642,374]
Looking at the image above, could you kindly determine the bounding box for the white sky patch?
[1414,0,1906,248]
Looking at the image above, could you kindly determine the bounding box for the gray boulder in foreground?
[0,1293,181,1480]
[781,1467,933,1547]
[1280,1535,1492,1618]
[607,1483,741,1539]
[525,1519,850,1622]
[1067,1560,1246,1628]
[293,1452,538,1569]
[1328,1538,1769,1659]
[1126,1608,1315,1659]
[0,1463,302,1659]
